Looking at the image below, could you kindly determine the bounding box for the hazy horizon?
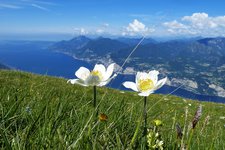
[0,32,222,42]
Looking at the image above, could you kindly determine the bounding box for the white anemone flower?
[68,63,116,87]
[123,70,167,96]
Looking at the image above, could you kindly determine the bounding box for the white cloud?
[163,20,196,35]
[79,28,88,35]
[163,12,225,36]
[93,23,110,34]
[21,0,57,6]
[96,29,104,34]
[163,20,187,29]
[31,3,50,11]
[0,3,21,9]
[0,1,57,12]
[124,19,155,36]
[73,28,89,35]
[126,19,147,32]
[182,13,218,29]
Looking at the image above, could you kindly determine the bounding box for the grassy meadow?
[0,70,225,149]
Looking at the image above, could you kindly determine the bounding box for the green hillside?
[0,70,224,149]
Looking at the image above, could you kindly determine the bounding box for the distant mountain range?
[49,36,225,97]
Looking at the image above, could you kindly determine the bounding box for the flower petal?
[123,81,138,92]
[135,72,141,83]
[154,77,167,90]
[93,64,106,74]
[136,72,151,91]
[98,73,117,87]
[75,67,90,81]
[67,79,89,86]
[138,90,154,97]
[85,75,101,86]
[136,72,149,84]
[97,80,109,87]
[148,70,159,85]
[104,63,115,80]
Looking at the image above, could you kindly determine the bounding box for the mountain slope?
[50,36,129,56]
[50,36,225,97]
[111,38,225,97]
[77,37,129,56]
[0,70,224,149]
[49,36,91,53]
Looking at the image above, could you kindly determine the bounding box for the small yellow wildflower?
[99,113,108,122]
[154,119,163,126]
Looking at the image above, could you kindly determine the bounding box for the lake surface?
[0,41,91,78]
[0,41,224,103]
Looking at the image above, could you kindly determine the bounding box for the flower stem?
[93,86,97,108]
[93,86,98,117]
[143,96,147,148]
[143,96,147,136]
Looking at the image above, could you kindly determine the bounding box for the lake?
[0,41,91,78]
[0,41,224,103]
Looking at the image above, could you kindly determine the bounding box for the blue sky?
[1,0,225,40]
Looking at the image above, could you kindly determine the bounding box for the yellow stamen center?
[138,79,154,92]
[91,70,103,80]
[99,113,108,122]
